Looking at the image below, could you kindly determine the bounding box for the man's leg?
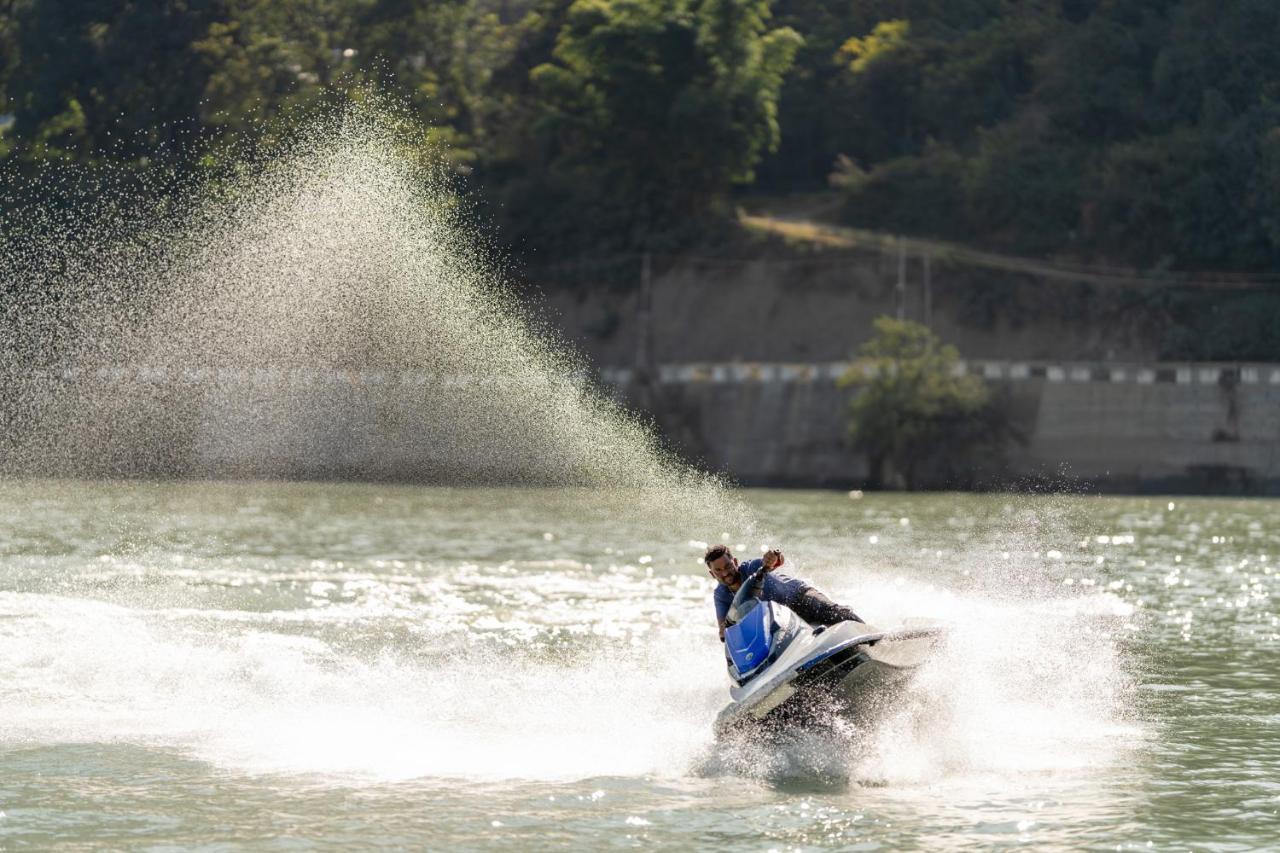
[789,587,864,626]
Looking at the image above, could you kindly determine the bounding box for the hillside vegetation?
[3,0,1280,357]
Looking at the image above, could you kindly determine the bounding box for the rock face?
[539,249,1163,370]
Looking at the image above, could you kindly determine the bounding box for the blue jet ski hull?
[715,616,944,733]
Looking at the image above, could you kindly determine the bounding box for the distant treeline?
[3,0,1280,277]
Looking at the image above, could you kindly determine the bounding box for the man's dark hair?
[704,544,732,565]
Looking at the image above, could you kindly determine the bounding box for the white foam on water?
[0,553,1140,788]
[704,559,1141,790]
[838,571,1139,789]
[0,589,726,782]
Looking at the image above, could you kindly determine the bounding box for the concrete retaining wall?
[605,360,1280,493]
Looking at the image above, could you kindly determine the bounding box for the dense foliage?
[4,1,1280,280]
[770,0,1280,274]
[0,0,799,256]
[839,316,1015,490]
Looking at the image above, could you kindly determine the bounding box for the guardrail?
[8,361,1280,388]
[600,361,1280,387]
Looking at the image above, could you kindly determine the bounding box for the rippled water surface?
[1,481,1276,849]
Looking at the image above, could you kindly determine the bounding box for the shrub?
[839,316,1014,489]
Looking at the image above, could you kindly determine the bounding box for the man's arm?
[762,549,785,571]
[714,587,730,641]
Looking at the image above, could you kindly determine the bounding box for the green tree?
[192,0,388,159]
[839,316,1010,490]
[358,0,527,171]
[757,0,1043,190]
[816,0,1280,276]
[496,0,800,252]
[9,0,238,165]
[0,0,25,124]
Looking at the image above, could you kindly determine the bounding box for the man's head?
[704,544,740,586]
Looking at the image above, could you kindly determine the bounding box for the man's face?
[707,554,740,586]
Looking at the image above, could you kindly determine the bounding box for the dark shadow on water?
[694,723,869,792]
[692,674,953,793]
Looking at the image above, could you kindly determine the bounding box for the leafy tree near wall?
[839,316,1013,490]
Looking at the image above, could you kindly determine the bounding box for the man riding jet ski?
[705,545,943,732]
[706,545,862,640]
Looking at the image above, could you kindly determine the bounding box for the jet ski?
[715,571,944,734]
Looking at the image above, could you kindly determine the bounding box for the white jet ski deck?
[714,573,944,734]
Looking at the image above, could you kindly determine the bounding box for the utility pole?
[923,252,932,328]
[634,252,656,411]
[896,239,906,320]
[636,251,653,376]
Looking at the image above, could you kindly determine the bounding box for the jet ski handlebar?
[726,569,766,625]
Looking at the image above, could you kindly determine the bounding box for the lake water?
[1,481,1275,849]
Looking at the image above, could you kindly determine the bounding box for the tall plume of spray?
[0,97,754,539]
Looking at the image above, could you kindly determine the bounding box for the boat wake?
[699,572,1139,790]
[0,566,1136,789]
